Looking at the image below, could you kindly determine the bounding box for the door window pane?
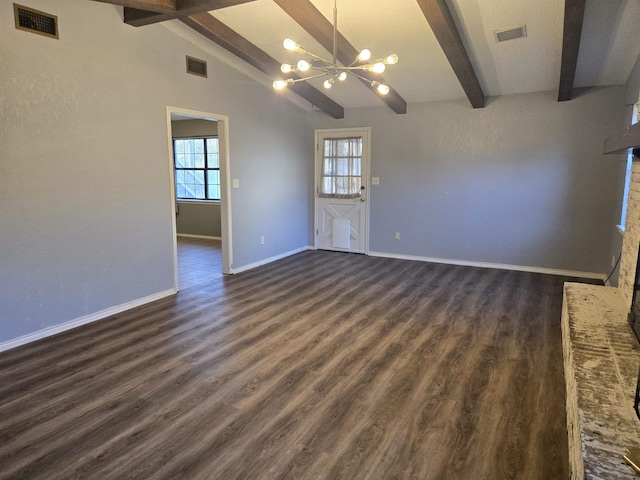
[320,137,363,197]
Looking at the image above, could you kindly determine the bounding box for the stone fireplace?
[617,161,640,309]
[561,160,640,479]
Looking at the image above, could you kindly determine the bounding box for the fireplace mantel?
[604,122,640,155]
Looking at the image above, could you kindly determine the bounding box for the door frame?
[166,106,233,289]
[314,127,371,254]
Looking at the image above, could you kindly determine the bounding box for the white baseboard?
[177,234,221,240]
[231,246,312,274]
[368,251,606,282]
[0,289,177,353]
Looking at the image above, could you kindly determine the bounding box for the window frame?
[173,136,220,202]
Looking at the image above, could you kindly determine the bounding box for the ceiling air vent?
[495,25,527,43]
[186,56,208,78]
[14,3,58,39]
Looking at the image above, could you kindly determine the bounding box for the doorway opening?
[166,107,233,291]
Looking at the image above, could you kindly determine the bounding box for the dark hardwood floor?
[0,251,594,479]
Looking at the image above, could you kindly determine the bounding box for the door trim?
[166,106,233,288]
[314,127,371,254]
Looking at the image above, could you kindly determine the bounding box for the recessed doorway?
[166,107,233,291]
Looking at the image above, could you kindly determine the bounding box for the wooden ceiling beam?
[119,0,256,27]
[273,0,407,115]
[181,13,345,119]
[558,0,586,102]
[415,0,484,108]
[93,0,176,13]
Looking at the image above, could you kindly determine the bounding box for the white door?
[315,128,370,253]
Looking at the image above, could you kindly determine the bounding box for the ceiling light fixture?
[272,0,398,96]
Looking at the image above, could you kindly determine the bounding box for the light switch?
[371,177,380,185]
[232,178,240,188]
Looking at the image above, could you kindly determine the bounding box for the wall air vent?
[14,3,58,39]
[186,56,208,78]
[495,25,527,43]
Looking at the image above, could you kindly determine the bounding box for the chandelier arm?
[302,50,335,66]
[374,55,398,65]
[289,72,331,84]
[338,65,376,71]
[346,71,371,83]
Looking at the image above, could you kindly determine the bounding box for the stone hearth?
[562,283,640,479]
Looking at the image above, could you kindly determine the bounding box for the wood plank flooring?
[0,251,595,479]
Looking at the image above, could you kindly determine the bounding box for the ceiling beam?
[93,0,175,13]
[181,13,345,119]
[119,0,256,27]
[273,0,407,115]
[415,0,484,108]
[558,0,586,102]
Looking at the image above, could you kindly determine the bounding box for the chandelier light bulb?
[297,60,311,72]
[357,49,371,62]
[368,62,386,73]
[273,80,289,91]
[283,38,297,51]
[377,83,390,95]
[323,79,334,89]
[383,54,399,65]
[281,63,293,73]
[338,72,347,81]
[371,81,390,95]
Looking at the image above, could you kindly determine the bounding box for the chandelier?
[272,0,398,96]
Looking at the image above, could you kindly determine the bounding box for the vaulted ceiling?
[95,0,640,119]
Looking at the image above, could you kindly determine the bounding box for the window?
[620,102,639,230]
[320,137,363,198]
[173,137,220,201]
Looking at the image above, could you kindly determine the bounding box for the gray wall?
[311,87,625,275]
[171,119,221,237]
[0,0,311,345]
[176,202,222,237]
[171,118,218,137]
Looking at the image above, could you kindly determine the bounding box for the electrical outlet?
[395,232,400,240]
[260,236,265,245]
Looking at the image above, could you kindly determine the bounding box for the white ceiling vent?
[13,3,58,39]
[495,25,527,43]
[186,56,208,78]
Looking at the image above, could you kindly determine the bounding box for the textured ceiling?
[196,0,640,110]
